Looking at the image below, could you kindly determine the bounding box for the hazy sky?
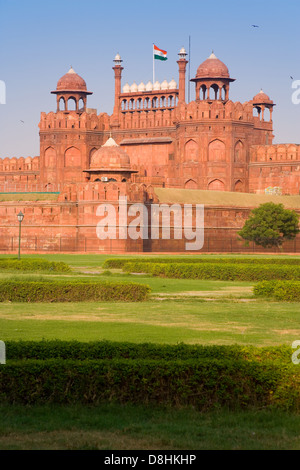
[0,0,300,157]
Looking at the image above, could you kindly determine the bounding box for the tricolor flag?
[153,44,168,61]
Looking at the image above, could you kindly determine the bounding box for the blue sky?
[0,0,300,157]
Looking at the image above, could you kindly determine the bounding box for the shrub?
[0,258,71,273]
[103,257,300,270]
[5,340,293,363]
[0,280,151,302]
[254,280,300,301]
[0,357,299,410]
[121,261,300,281]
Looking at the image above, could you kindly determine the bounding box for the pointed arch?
[234,180,243,192]
[184,179,198,189]
[64,146,81,167]
[208,139,226,162]
[208,179,225,191]
[234,140,244,162]
[89,147,98,164]
[184,139,198,162]
[44,147,56,168]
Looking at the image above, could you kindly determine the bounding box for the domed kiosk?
[191,52,235,101]
[252,89,275,122]
[84,137,138,183]
[51,67,93,112]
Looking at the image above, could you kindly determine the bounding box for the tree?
[238,202,300,248]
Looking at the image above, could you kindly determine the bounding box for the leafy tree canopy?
[238,202,300,248]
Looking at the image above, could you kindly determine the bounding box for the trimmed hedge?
[121,261,300,281]
[0,258,71,273]
[254,280,300,301]
[4,340,293,363]
[103,257,300,270]
[0,357,299,410]
[0,280,151,302]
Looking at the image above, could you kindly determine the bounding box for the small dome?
[153,81,161,90]
[253,89,273,104]
[145,81,153,91]
[169,78,177,89]
[138,81,146,92]
[179,47,187,55]
[130,82,138,92]
[114,53,122,61]
[122,83,130,93]
[161,79,169,90]
[56,67,87,92]
[90,138,131,170]
[196,52,230,79]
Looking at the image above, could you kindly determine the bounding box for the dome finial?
[209,51,217,59]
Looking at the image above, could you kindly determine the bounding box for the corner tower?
[39,68,103,188]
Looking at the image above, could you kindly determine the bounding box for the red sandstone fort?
[1,49,300,253]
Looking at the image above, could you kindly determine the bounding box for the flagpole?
[153,43,155,84]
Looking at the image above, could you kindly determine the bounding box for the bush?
[0,280,151,302]
[121,261,300,281]
[103,257,300,270]
[254,280,300,301]
[5,340,294,363]
[0,258,71,273]
[0,357,299,410]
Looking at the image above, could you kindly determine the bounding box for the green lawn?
[0,253,300,450]
[1,296,300,346]
[1,404,300,450]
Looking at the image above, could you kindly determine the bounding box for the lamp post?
[17,211,24,260]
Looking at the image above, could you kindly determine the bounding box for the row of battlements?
[250,144,300,163]
[0,156,40,172]
[39,111,111,131]
[58,181,157,203]
[176,99,267,123]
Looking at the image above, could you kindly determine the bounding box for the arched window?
[78,98,84,111]
[253,106,261,118]
[200,85,207,100]
[168,95,174,107]
[59,97,65,111]
[209,84,219,100]
[68,97,77,111]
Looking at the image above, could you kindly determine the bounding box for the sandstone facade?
[0,49,299,253]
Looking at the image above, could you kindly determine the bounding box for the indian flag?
[154,44,168,61]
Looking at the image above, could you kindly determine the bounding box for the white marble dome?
[138,81,146,92]
[168,78,177,89]
[122,83,130,93]
[130,82,138,92]
[145,81,153,91]
[161,79,169,90]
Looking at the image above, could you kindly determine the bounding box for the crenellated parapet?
[39,111,111,132]
[176,99,254,122]
[58,181,157,203]
[250,144,300,163]
[0,155,39,173]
